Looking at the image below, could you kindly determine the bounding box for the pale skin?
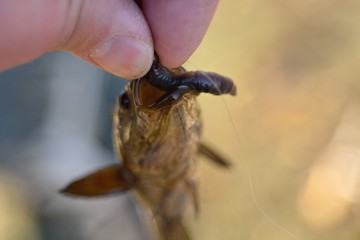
[0,0,219,80]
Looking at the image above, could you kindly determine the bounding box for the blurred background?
[1,1,360,239]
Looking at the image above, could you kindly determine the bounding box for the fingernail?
[89,36,152,79]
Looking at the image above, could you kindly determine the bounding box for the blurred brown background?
[189,1,360,239]
[1,1,360,240]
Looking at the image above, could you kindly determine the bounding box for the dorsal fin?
[61,164,135,197]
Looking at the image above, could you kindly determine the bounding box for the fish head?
[113,71,201,167]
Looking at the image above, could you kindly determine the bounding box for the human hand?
[0,0,219,79]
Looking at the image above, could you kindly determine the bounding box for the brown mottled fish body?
[113,79,201,240]
[62,60,236,240]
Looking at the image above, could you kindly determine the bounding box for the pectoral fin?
[61,164,135,197]
[199,142,232,168]
[156,217,191,240]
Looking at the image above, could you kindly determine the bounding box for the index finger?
[142,0,219,68]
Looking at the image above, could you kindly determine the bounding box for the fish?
[61,58,237,240]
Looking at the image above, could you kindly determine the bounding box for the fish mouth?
[132,77,192,110]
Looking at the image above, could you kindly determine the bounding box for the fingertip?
[58,0,154,80]
[143,0,219,68]
[89,36,153,80]
[155,48,191,69]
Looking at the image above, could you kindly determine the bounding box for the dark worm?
[147,59,236,96]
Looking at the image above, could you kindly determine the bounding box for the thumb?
[61,0,154,79]
[0,0,153,79]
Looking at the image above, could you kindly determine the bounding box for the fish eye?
[119,92,130,109]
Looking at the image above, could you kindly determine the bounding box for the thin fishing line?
[187,60,303,240]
